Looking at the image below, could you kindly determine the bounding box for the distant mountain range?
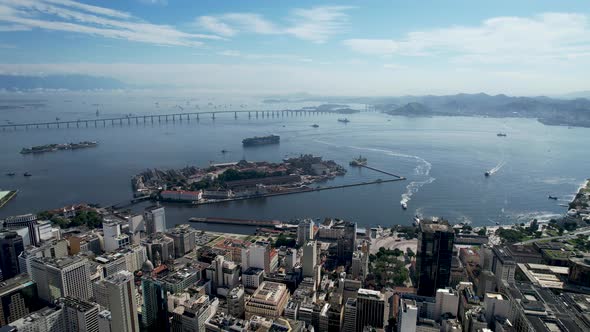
[0,74,126,91]
[278,93,590,128]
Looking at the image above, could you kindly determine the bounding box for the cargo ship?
[349,155,367,166]
[242,135,280,146]
[21,141,98,154]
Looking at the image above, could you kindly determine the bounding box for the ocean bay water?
[1,96,588,232]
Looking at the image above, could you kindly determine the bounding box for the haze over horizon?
[1,0,590,96]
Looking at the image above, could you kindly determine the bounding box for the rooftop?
[420,218,453,233]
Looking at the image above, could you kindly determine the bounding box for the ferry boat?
[337,118,350,123]
[242,135,280,146]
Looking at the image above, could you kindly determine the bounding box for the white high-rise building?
[297,219,314,246]
[93,271,140,332]
[127,214,145,244]
[434,288,459,320]
[103,219,130,252]
[302,241,317,278]
[398,298,418,332]
[483,293,510,324]
[30,256,92,302]
[144,206,166,235]
[205,255,240,293]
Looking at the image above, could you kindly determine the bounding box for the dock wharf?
[189,217,280,227]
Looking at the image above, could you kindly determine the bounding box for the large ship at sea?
[349,155,367,166]
[242,135,280,147]
[21,141,98,154]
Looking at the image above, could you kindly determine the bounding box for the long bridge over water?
[0,109,336,131]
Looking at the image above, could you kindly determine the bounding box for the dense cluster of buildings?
[0,207,589,332]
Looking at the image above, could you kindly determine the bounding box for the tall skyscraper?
[62,297,100,332]
[416,218,455,297]
[398,298,418,332]
[302,241,317,278]
[1,214,39,246]
[143,206,166,235]
[93,271,139,332]
[297,219,314,246]
[336,221,356,263]
[30,256,92,302]
[0,274,41,326]
[356,289,385,330]
[0,231,24,280]
[141,278,167,331]
[102,219,129,252]
[342,298,357,332]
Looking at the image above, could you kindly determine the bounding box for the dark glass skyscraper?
[416,218,455,297]
[0,231,25,280]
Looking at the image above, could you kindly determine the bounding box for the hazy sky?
[1,0,589,96]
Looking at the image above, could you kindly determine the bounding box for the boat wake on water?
[313,140,435,208]
[486,160,506,176]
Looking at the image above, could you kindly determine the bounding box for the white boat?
[401,202,407,210]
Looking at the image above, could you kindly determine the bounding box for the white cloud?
[138,0,168,5]
[343,12,590,64]
[197,16,236,37]
[197,6,352,43]
[218,50,313,63]
[0,0,221,46]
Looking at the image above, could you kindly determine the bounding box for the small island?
[21,141,98,154]
[132,155,346,202]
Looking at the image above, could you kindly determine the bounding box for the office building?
[18,239,68,275]
[297,219,314,246]
[171,295,218,332]
[242,267,264,291]
[0,274,41,326]
[142,233,174,266]
[205,255,240,294]
[98,310,112,332]
[356,288,385,330]
[483,293,510,324]
[351,250,368,280]
[241,241,275,273]
[336,221,357,263]
[227,285,245,318]
[5,304,66,331]
[62,297,99,332]
[491,246,516,285]
[398,298,418,332]
[342,298,357,332]
[144,206,166,235]
[102,219,129,252]
[1,214,39,247]
[416,218,455,297]
[568,255,590,287]
[244,282,290,319]
[0,231,24,280]
[302,241,317,278]
[29,256,92,302]
[93,271,139,332]
[166,224,196,258]
[434,288,459,321]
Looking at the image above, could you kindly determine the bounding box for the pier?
[0,190,18,209]
[189,217,280,227]
[0,110,333,131]
[358,164,405,179]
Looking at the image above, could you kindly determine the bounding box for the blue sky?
[1,0,589,95]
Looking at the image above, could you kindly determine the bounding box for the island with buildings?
[132,155,347,203]
[20,141,98,154]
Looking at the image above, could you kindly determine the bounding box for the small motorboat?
[23,172,32,177]
[311,124,319,128]
[548,195,558,200]
[401,202,408,210]
[485,171,490,177]
[6,172,16,176]
[221,149,228,154]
